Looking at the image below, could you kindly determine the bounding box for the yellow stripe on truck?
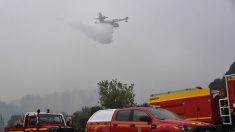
[149,88,210,103]
[87,124,151,128]
[228,77,235,81]
[135,125,151,128]
[186,116,212,121]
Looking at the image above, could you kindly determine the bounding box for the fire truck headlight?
[178,125,193,131]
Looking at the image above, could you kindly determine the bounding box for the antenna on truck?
[36,109,40,132]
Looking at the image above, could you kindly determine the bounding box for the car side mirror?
[151,124,157,129]
[140,116,152,122]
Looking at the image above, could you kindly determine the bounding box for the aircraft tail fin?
[125,17,128,22]
[99,12,102,18]
[98,12,108,20]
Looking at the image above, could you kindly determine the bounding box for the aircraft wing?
[112,17,128,22]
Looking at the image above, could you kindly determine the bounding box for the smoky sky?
[0,0,235,105]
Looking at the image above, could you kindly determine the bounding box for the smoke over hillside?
[0,88,98,124]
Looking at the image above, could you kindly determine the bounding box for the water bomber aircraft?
[95,12,128,27]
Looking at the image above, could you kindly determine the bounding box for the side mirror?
[140,116,152,122]
[66,121,71,126]
[151,124,157,129]
[15,123,23,128]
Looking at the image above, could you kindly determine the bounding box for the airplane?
[95,12,128,27]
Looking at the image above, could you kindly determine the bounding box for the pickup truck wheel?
[215,125,229,132]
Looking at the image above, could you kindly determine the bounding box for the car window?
[39,114,64,124]
[133,110,149,121]
[149,108,183,120]
[116,110,131,121]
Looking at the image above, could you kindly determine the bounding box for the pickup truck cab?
[86,107,215,132]
[5,109,75,132]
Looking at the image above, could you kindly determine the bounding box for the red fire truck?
[149,74,235,132]
[4,109,75,132]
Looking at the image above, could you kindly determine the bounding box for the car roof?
[25,112,63,116]
[117,107,153,111]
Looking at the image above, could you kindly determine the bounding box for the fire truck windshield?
[149,108,183,120]
[39,114,64,124]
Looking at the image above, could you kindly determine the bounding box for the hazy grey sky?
[0,0,235,103]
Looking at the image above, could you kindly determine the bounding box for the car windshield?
[39,114,64,124]
[149,108,183,120]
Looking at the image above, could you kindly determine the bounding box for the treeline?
[0,88,98,128]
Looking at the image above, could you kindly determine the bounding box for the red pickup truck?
[5,109,75,132]
[86,107,215,132]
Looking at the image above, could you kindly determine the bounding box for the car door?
[111,110,136,132]
[132,110,152,132]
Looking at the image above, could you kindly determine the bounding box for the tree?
[72,110,89,132]
[72,106,102,132]
[209,61,235,90]
[209,78,224,90]
[225,62,235,75]
[90,106,102,115]
[98,79,136,109]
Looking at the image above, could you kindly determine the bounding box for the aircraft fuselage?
[96,12,127,28]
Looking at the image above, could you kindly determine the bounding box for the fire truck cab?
[219,74,235,126]
[149,74,235,132]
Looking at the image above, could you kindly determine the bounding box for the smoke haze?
[0,89,98,123]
